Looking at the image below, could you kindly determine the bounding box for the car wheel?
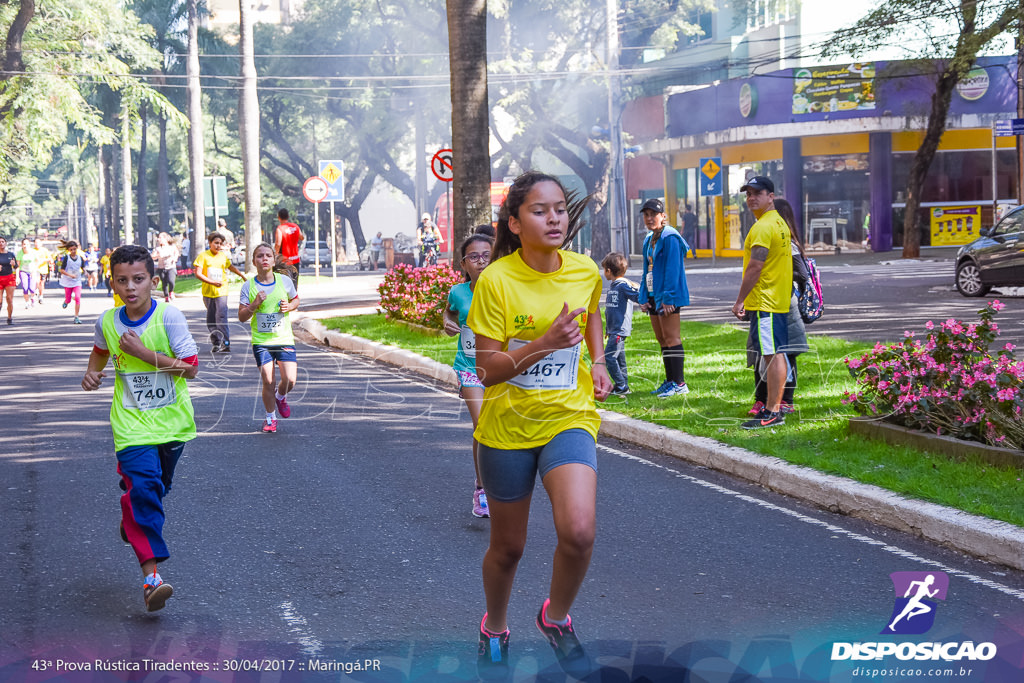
[955,261,991,297]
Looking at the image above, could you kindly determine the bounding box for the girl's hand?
[278,298,295,313]
[638,301,651,313]
[253,290,267,308]
[541,302,585,350]
[591,363,612,402]
[443,316,460,336]
[660,303,676,315]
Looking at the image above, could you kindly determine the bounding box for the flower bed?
[843,301,1024,451]
[377,263,461,329]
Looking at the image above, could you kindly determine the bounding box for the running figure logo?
[882,571,949,635]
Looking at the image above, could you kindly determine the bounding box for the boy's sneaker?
[275,394,291,418]
[262,419,277,433]
[536,599,589,674]
[143,581,173,612]
[649,380,672,395]
[656,381,689,398]
[610,386,632,396]
[73,317,82,324]
[472,488,489,518]
[741,409,785,430]
[477,614,510,680]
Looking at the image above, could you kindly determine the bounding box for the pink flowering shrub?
[377,263,461,329]
[843,301,1023,449]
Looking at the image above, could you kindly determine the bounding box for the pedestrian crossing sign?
[321,163,342,185]
[318,160,345,201]
[699,156,722,197]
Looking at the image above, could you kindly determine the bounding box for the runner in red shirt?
[274,208,302,287]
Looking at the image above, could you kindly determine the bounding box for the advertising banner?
[930,206,981,246]
[793,63,876,115]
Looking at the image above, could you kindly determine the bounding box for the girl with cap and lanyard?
[637,198,691,398]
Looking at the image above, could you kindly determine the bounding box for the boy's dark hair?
[493,171,591,261]
[109,245,155,277]
[64,240,79,249]
[473,223,496,238]
[601,252,628,277]
[459,234,494,281]
[278,208,290,221]
[208,232,226,244]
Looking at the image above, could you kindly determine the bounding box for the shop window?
[892,150,1017,204]
[683,8,713,45]
[802,154,871,252]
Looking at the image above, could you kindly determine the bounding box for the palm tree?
[446,0,491,249]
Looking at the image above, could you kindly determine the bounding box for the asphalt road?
[679,258,1024,349]
[1,289,1023,682]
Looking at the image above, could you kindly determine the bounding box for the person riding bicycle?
[417,213,444,266]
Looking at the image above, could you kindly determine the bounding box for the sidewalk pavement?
[292,306,1024,573]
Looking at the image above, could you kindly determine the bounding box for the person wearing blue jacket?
[637,198,691,398]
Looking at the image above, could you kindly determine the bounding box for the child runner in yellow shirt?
[468,171,611,679]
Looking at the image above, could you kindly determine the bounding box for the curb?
[294,315,1024,571]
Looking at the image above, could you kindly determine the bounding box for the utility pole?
[606,0,628,255]
[1017,0,1023,206]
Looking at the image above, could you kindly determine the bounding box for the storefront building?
[637,56,1020,255]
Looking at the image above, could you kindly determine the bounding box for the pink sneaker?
[275,394,291,418]
[262,419,277,433]
[748,400,765,416]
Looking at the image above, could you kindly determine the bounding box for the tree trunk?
[446,0,491,251]
[186,0,206,259]
[136,102,148,241]
[239,0,262,273]
[901,70,959,259]
[121,102,133,245]
[158,115,171,234]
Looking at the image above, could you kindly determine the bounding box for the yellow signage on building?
[930,206,980,246]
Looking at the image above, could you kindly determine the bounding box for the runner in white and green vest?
[238,243,300,434]
[81,245,199,613]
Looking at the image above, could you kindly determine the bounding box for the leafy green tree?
[0,0,169,211]
[488,0,705,256]
[825,1,1024,258]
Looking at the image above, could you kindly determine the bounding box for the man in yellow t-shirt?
[731,176,793,430]
[193,232,246,352]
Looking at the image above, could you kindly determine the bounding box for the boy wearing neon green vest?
[238,243,300,433]
[81,245,199,612]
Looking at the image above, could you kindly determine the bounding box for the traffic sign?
[431,149,454,182]
[303,176,329,203]
[699,156,722,196]
[318,160,345,201]
[994,118,1024,137]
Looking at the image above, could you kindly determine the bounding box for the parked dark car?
[954,205,1024,297]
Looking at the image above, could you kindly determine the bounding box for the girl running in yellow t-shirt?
[468,171,611,679]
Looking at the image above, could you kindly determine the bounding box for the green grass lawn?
[322,312,1024,527]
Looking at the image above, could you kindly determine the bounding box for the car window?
[993,212,1024,236]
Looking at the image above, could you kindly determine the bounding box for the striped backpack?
[797,257,824,324]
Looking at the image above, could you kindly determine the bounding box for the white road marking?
[278,600,324,656]
[597,443,1024,601]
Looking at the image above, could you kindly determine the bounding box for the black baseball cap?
[640,198,665,214]
[739,176,774,193]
